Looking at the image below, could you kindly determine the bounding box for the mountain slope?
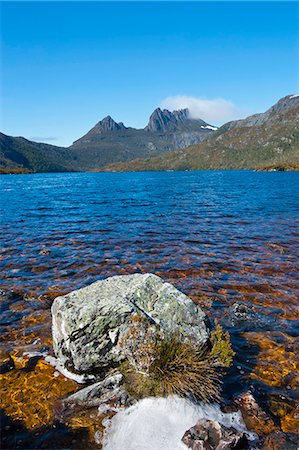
[100,95,299,172]
[0,133,76,173]
[222,94,299,131]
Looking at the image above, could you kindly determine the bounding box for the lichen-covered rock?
[51,274,210,378]
[119,313,158,376]
[62,371,133,409]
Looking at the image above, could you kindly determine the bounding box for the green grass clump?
[209,322,235,367]
[150,336,222,400]
[121,334,221,402]
[120,316,234,402]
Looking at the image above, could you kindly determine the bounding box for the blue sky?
[1,1,298,146]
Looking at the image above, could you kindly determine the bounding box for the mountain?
[69,108,216,168]
[223,94,299,131]
[145,107,214,133]
[0,133,76,173]
[0,108,215,173]
[1,96,298,173]
[100,95,299,172]
[73,116,127,145]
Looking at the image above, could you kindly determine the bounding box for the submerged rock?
[262,431,299,450]
[51,273,210,378]
[181,418,249,449]
[0,351,15,374]
[268,394,299,434]
[234,391,277,436]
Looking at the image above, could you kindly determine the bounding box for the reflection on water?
[0,171,298,443]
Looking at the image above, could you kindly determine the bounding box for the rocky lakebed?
[1,171,299,450]
[1,273,298,449]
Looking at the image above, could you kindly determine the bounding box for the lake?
[1,170,298,447]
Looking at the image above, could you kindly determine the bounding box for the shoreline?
[1,166,299,175]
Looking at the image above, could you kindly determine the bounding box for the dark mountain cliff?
[145,107,209,133]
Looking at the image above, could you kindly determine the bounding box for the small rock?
[0,352,15,374]
[94,431,103,445]
[98,404,111,415]
[182,418,249,449]
[265,243,287,254]
[39,246,50,255]
[220,402,239,414]
[63,371,133,409]
[231,303,254,328]
[234,391,277,436]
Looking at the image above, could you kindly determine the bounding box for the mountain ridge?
[99,94,299,172]
[1,106,216,172]
[72,115,127,146]
[1,95,298,173]
[72,107,215,147]
[144,107,211,133]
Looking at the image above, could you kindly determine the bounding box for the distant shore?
[1,163,298,175]
[0,167,33,175]
[0,163,299,175]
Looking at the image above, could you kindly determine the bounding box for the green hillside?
[100,97,299,172]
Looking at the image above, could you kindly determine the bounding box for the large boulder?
[51,273,210,379]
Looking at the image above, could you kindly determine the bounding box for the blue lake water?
[0,170,299,443]
[1,171,298,300]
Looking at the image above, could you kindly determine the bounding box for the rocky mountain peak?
[172,108,190,122]
[93,116,127,133]
[145,108,174,132]
[71,115,127,146]
[145,107,211,132]
[267,94,299,115]
[223,93,299,132]
[145,107,192,132]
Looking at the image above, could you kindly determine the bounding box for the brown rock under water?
[234,391,277,436]
[243,332,299,391]
[0,355,78,429]
[268,394,299,434]
[262,430,299,450]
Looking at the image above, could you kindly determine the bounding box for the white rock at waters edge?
[51,273,210,380]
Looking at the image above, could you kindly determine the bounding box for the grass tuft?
[120,315,234,402]
[121,334,221,402]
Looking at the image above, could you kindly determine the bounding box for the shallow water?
[1,170,298,446]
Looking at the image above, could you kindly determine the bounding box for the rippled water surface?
[1,171,298,446]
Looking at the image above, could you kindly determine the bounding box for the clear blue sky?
[1,1,298,146]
